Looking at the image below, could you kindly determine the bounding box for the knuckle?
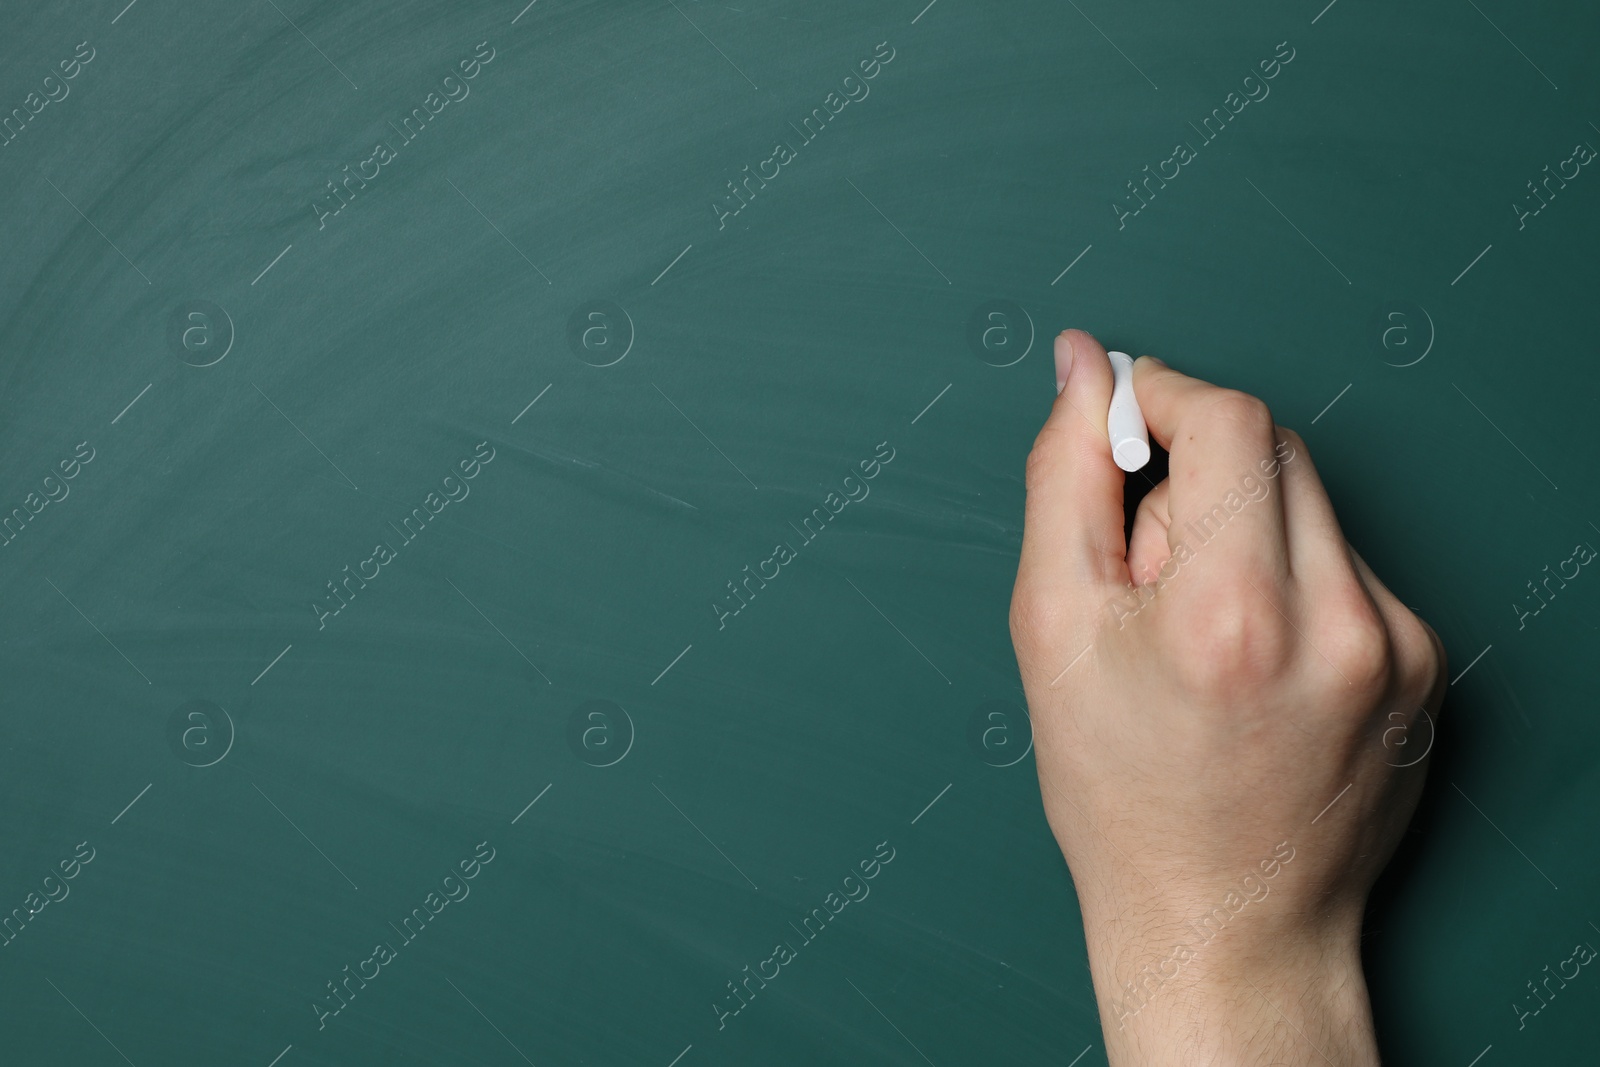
[1023,424,1071,492]
[1009,583,1070,651]
[1207,390,1275,436]
[1315,588,1392,696]
[1392,612,1446,700]
[1423,619,1448,681]
[1170,584,1295,697]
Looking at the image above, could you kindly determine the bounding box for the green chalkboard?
[2,0,1596,1064]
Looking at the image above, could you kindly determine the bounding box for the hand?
[1010,330,1447,1065]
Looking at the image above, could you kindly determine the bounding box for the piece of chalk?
[1106,351,1150,472]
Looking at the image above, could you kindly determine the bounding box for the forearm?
[1083,914,1380,1066]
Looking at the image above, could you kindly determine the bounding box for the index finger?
[1131,357,1290,582]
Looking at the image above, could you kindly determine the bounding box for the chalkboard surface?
[2,1,1596,1064]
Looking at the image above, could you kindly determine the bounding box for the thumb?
[1016,330,1130,609]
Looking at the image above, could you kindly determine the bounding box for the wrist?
[1083,909,1378,1066]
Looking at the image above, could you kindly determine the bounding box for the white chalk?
[1106,351,1150,472]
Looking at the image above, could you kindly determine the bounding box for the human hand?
[1009,330,1447,1064]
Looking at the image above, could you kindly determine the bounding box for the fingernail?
[1055,332,1076,394]
[1145,355,1166,367]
